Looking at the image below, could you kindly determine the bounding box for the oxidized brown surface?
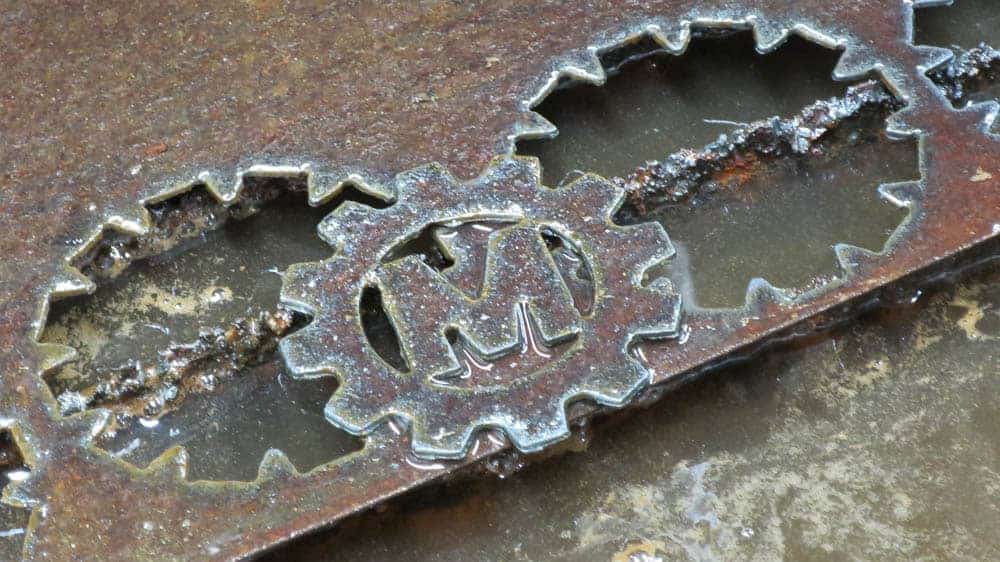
[1,1,998,560]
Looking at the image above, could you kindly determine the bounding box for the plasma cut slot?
[611,79,916,309]
[46,176,388,418]
[927,45,1000,109]
[916,0,1000,115]
[0,432,25,487]
[518,30,850,186]
[74,177,296,283]
[518,30,920,309]
[41,178,376,479]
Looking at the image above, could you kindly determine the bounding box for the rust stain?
[0,1,996,560]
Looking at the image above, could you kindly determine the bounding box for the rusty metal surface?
[0,1,998,560]
[280,159,682,458]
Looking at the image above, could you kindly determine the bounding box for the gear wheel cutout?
[280,157,682,458]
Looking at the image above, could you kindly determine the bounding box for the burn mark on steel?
[52,307,302,419]
[927,44,1000,107]
[43,175,389,425]
[609,80,902,213]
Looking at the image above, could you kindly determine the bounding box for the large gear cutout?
[279,156,682,458]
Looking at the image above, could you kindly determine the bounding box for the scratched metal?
[0,1,998,560]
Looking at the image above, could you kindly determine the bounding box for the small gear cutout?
[280,157,682,458]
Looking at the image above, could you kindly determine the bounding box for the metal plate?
[1,1,997,559]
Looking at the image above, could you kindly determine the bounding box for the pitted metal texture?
[0,1,997,560]
[280,157,681,458]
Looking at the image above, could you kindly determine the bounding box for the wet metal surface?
[0,1,998,560]
[38,194,362,481]
[517,32,849,186]
[267,258,1000,561]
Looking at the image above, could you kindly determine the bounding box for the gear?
[279,156,682,458]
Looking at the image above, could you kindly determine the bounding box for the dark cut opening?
[0,431,26,492]
[916,0,1000,116]
[0,429,29,561]
[541,229,595,316]
[517,30,849,187]
[360,285,410,373]
[39,173,380,481]
[914,0,1000,51]
[516,29,918,309]
[380,226,454,270]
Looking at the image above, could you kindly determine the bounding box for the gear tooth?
[476,156,543,194]
[879,180,923,209]
[745,278,795,311]
[631,282,683,338]
[60,409,111,443]
[833,46,877,81]
[509,155,543,183]
[279,325,331,377]
[914,45,955,71]
[309,171,395,207]
[324,386,385,436]
[49,266,95,300]
[834,243,880,276]
[525,49,605,110]
[34,342,77,373]
[104,205,152,236]
[606,221,676,287]
[257,449,299,481]
[410,419,475,460]
[885,104,926,135]
[957,101,1000,134]
[561,49,606,86]
[587,362,650,407]
[561,173,624,220]
[499,398,574,454]
[629,221,675,260]
[751,19,791,53]
[144,446,188,482]
[646,23,689,54]
[318,201,384,251]
[394,162,459,201]
[662,22,692,54]
[280,260,330,313]
[512,112,557,141]
[200,170,240,204]
[789,25,843,51]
